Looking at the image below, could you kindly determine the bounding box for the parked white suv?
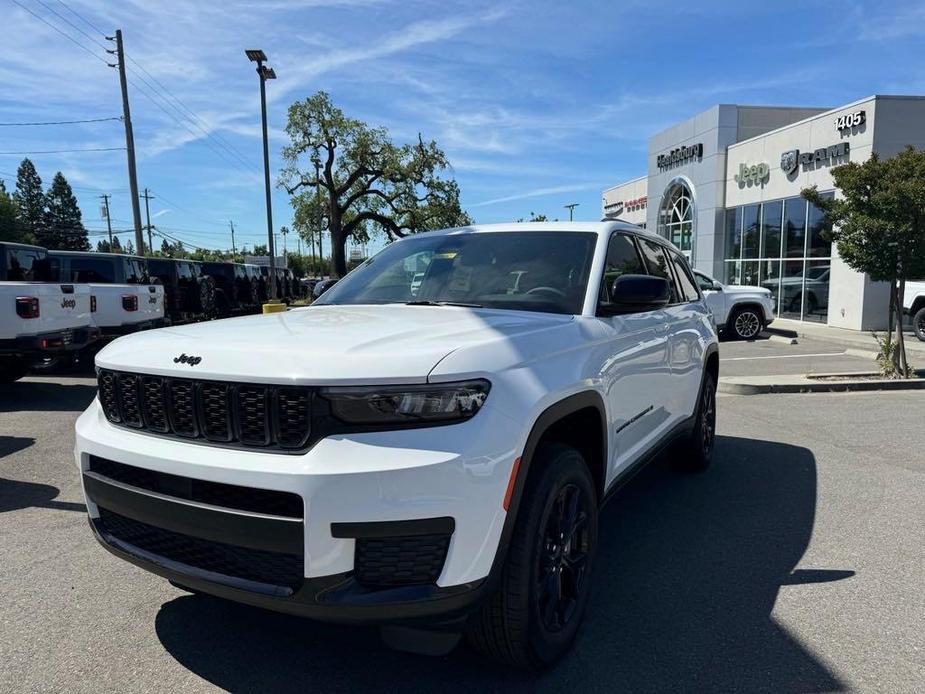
[1,242,99,382]
[693,270,775,340]
[75,222,719,667]
[904,280,925,342]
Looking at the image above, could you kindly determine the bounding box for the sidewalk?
[766,318,925,360]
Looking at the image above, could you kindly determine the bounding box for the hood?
[96,304,573,384]
[724,284,771,295]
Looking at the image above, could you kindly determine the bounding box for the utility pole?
[99,194,113,246]
[229,221,236,256]
[564,203,579,221]
[140,188,154,255]
[108,30,144,255]
[281,225,288,262]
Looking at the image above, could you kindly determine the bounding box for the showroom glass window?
[723,192,833,323]
[659,182,694,252]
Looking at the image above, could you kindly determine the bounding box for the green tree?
[803,145,925,377]
[44,172,89,250]
[13,158,46,243]
[0,179,28,243]
[281,91,471,277]
[516,212,553,222]
[96,239,112,252]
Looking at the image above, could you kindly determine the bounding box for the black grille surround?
[97,369,313,453]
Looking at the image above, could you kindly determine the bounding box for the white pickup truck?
[1,242,98,382]
[48,251,165,339]
[692,270,775,340]
[904,280,925,342]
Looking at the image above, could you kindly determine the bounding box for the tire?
[468,443,598,669]
[675,370,717,472]
[0,356,32,384]
[729,306,763,340]
[195,276,216,318]
[913,306,925,343]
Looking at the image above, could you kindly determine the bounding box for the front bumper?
[0,326,100,354]
[75,398,519,624]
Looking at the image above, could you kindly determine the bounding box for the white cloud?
[152,208,171,218]
[469,183,603,208]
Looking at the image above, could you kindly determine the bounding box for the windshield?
[317,231,597,315]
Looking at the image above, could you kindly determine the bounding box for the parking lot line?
[723,352,846,362]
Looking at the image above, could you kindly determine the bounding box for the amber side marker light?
[503,457,522,511]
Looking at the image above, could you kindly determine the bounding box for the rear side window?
[71,257,116,283]
[123,258,148,284]
[670,253,700,302]
[5,248,49,281]
[637,239,679,304]
[599,233,645,302]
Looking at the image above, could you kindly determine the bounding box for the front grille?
[98,369,312,451]
[88,456,303,518]
[355,533,451,588]
[97,508,303,589]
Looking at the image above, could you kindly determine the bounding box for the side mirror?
[712,280,724,291]
[599,274,671,315]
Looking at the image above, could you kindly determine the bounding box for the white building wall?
[602,176,648,226]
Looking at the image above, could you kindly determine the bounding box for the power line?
[0,147,126,155]
[35,0,110,52]
[0,117,122,126]
[54,0,260,173]
[9,0,109,65]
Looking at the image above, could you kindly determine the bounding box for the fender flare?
[483,391,607,589]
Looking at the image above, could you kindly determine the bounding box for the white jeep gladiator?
[1,242,98,382]
[48,251,165,339]
[693,270,775,340]
[75,222,719,667]
[904,280,925,342]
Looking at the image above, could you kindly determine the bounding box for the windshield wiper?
[405,300,483,308]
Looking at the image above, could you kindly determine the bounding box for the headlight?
[320,379,490,425]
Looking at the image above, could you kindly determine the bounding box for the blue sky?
[2,0,924,256]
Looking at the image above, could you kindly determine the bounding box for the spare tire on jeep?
[195,275,216,318]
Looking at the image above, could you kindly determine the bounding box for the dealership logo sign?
[780,142,850,175]
[657,143,703,170]
[734,162,770,185]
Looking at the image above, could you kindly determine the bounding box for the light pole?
[245,49,279,306]
[312,154,324,278]
[564,202,579,221]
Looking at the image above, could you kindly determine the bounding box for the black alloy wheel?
[536,483,592,633]
[699,375,716,459]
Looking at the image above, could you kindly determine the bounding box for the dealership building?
[602,95,925,330]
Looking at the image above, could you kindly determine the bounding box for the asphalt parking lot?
[1,376,923,693]
[719,335,877,378]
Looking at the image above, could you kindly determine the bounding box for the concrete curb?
[719,374,925,395]
[767,334,798,345]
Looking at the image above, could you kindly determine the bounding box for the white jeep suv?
[693,270,775,340]
[75,222,719,668]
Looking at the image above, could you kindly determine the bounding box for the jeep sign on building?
[602,95,925,330]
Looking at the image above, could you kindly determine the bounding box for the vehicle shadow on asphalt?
[0,380,97,413]
[154,435,852,693]
[0,435,86,514]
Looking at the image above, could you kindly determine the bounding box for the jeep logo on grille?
[61,298,76,309]
[173,353,202,366]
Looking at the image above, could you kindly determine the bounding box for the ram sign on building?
[602,95,925,331]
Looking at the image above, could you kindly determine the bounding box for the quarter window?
[670,253,700,302]
[637,239,679,303]
[599,233,645,302]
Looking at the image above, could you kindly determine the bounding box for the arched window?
[659,181,694,251]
